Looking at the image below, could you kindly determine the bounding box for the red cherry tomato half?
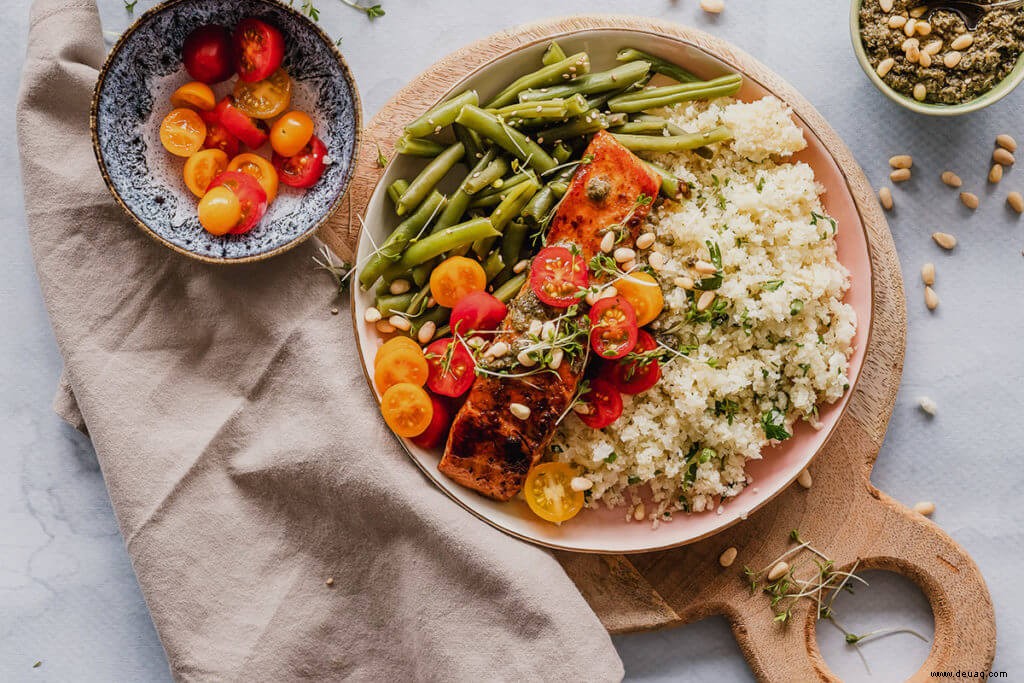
[272,135,327,188]
[182,25,235,84]
[233,18,285,83]
[577,378,623,430]
[529,246,588,308]
[589,295,639,360]
[200,111,240,157]
[213,97,268,149]
[207,171,268,234]
[410,394,454,449]
[425,338,476,398]
[450,291,508,335]
[602,329,661,395]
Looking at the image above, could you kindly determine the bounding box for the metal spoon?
[915,0,1024,30]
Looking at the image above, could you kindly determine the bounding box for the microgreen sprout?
[313,245,353,296]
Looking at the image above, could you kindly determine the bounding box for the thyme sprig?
[293,0,385,22]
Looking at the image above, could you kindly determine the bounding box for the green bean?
[552,142,573,164]
[395,136,445,157]
[386,179,410,210]
[396,142,465,216]
[644,160,687,200]
[453,122,485,161]
[473,171,532,200]
[489,177,539,232]
[433,323,451,339]
[616,48,699,83]
[517,61,652,102]
[463,156,510,195]
[405,90,479,138]
[549,181,569,198]
[454,105,557,173]
[542,41,566,66]
[410,305,450,337]
[489,94,589,121]
[483,250,505,282]
[359,191,447,289]
[493,272,527,303]
[499,220,529,281]
[539,112,627,141]
[610,125,733,152]
[486,52,591,108]
[608,74,742,113]
[404,282,432,317]
[394,217,499,268]
[521,185,556,225]
[374,292,415,316]
[412,260,436,287]
[611,118,687,136]
[432,149,497,233]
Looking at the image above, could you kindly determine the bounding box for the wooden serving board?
[319,16,996,681]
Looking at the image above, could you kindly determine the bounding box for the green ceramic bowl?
[849,0,1024,115]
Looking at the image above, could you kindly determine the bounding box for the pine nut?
[918,396,938,415]
[943,51,963,68]
[694,260,718,275]
[648,252,666,271]
[600,285,618,299]
[921,262,935,286]
[719,546,738,568]
[487,341,510,358]
[389,315,411,331]
[700,0,725,13]
[427,297,436,308]
[573,403,592,415]
[880,0,894,11]
[633,503,646,521]
[528,319,543,337]
[913,83,927,101]
[913,501,936,516]
[901,37,920,51]
[375,320,396,334]
[878,187,894,210]
[996,134,1018,153]
[909,5,926,17]
[364,306,383,323]
[389,279,411,295]
[923,39,943,55]
[767,561,790,582]
[570,477,593,492]
[994,148,1015,166]
[989,164,1004,184]
[512,259,529,274]
[918,51,932,68]
[517,349,537,367]
[1008,192,1024,214]
[584,289,601,306]
[889,154,913,169]
[888,14,907,28]
[877,57,896,77]
[509,403,531,420]
[904,18,917,36]
[417,321,436,344]
[924,286,939,310]
[541,321,556,341]
[600,231,615,254]
[906,45,921,63]
[674,276,695,289]
[890,168,912,182]
[636,232,656,250]
[797,469,813,489]
[696,290,716,312]
[467,335,485,349]
[549,348,564,370]
[916,21,932,36]
[960,192,979,209]
[932,232,957,250]
[614,247,636,263]
[950,33,974,50]
[941,171,962,187]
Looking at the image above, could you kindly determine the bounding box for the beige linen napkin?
[17,1,623,679]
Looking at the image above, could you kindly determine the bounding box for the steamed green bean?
[396,142,465,215]
[539,112,627,141]
[608,74,742,113]
[386,179,410,209]
[493,273,527,303]
[610,125,733,152]
[374,292,415,316]
[483,250,505,282]
[489,94,589,120]
[405,90,479,138]
[463,155,511,195]
[433,149,497,233]
[396,217,499,268]
[485,52,591,108]
[616,48,699,83]
[359,190,447,289]
[455,105,557,173]
[394,136,445,157]
[517,61,652,102]
[541,41,566,66]
[644,160,687,199]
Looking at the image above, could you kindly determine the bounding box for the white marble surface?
[2,0,1022,680]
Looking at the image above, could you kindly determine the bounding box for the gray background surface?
[2,1,1022,680]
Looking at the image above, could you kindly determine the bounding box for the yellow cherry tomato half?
[374,344,429,394]
[160,108,207,157]
[524,462,585,524]
[169,81,216,112]
[613,271,664,327]
[270,110,315,158]
[227,153,279,203]
[380,383,433,438]
[232,68,292,120]
[430,256,487,308]
[374,336,421,368]
[182,148,229,198]
[197,185,241,235]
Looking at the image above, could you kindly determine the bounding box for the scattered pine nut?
[548,348,564,370]
[890,168,912,182]
[487,341,510,358]
[950,33,974,50]
[918,396,938,416]
[613,247,636,263]
[700,0,725,13]
[888,15,907,29]
[797,469,813,489]
[924,286,939,310]
[922,39,943,55]
[996,134,1018,153]
[994,148,1015,166]
[648,252,666,271]
[1008,191,1024,214]
[767,561,790,582]
[325,577,334,586]
[921,262,935,286]
[916,21,932,36]
[889,154,913,169]
[694,260,718,275]
[512,259,529,274]
[636,232,656,250]
[570,476,593,492]
[989,164,1004,184]
[633,503,646,521]
[918,51,932,68]
[388,315,411,331]
[509,403,531,420]
[908,5,927,17]
[960,192,979,209]
[906,44,921,63]
[913,501,936,516]
[932,232,957,250]
[375,320,396,334]
[696,290,716,312]
[913,83,927,101]
[878,187,894,210]
[901,37,920,52]
[941,171,962,187]
[943,51,963,68]
[417,321,436,344]
[719,546,738,568]
[364,306,383,323]
[517,349,537,367]
[674,275,695,289]
[877,57,896,77]
[904,18,918,37]
[600,231,615,254]
[880,0,894,10]
[389,279,411,295]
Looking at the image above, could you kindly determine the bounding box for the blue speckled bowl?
[91,0,361,263]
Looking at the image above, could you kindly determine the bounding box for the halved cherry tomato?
[270,110,314,157]
[524,462,585,523]
[206,171,267,234]
[233,68,291,120]
[429,256,486,308]
[374,336,421,367]
[576,378,623,430]
[529,246,588,307]
[374,344,429,394]
[410,394,454,449]
[227,153,279,203]
[200,111,240,157]
[159,108,206,157]
[183,148,228,198]
[170,81,216,112]
[233,18,285,83]
[182,25,234,84]
[614,271,664,327]
[602,330,661,395]
[589,295,638,360]
[214,97,269,149]
[197,186,241,236]
[424,338,476,398]
[450,291,507,335]
[272,135,327,189]
[381,383,434,438]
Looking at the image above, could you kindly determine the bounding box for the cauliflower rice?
[550,96,856,519]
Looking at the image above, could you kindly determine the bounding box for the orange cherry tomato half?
[159,108,207,157]
[374,336,422,368]
[589,295,639,360]
[272,135,327,189]
[270,110,314,157]
[529,246,588,308]
[233,68,292,120]
[233,18,285,83]
[227,153,279,203]
[213,97,269,149]
[524,462,585,523]
[200,111,240,158]
[429,256,487,308]
[374,345,429,394]
[197,186,241,236]
[170,81,216,112]
[206,171,268,234]
[424,338,476,398]
[183,148,229,198]
[613,271,664,327]
[380,383,434,438]
[576,378,623,430]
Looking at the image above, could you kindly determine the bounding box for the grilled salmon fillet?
[439,132,661,501]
